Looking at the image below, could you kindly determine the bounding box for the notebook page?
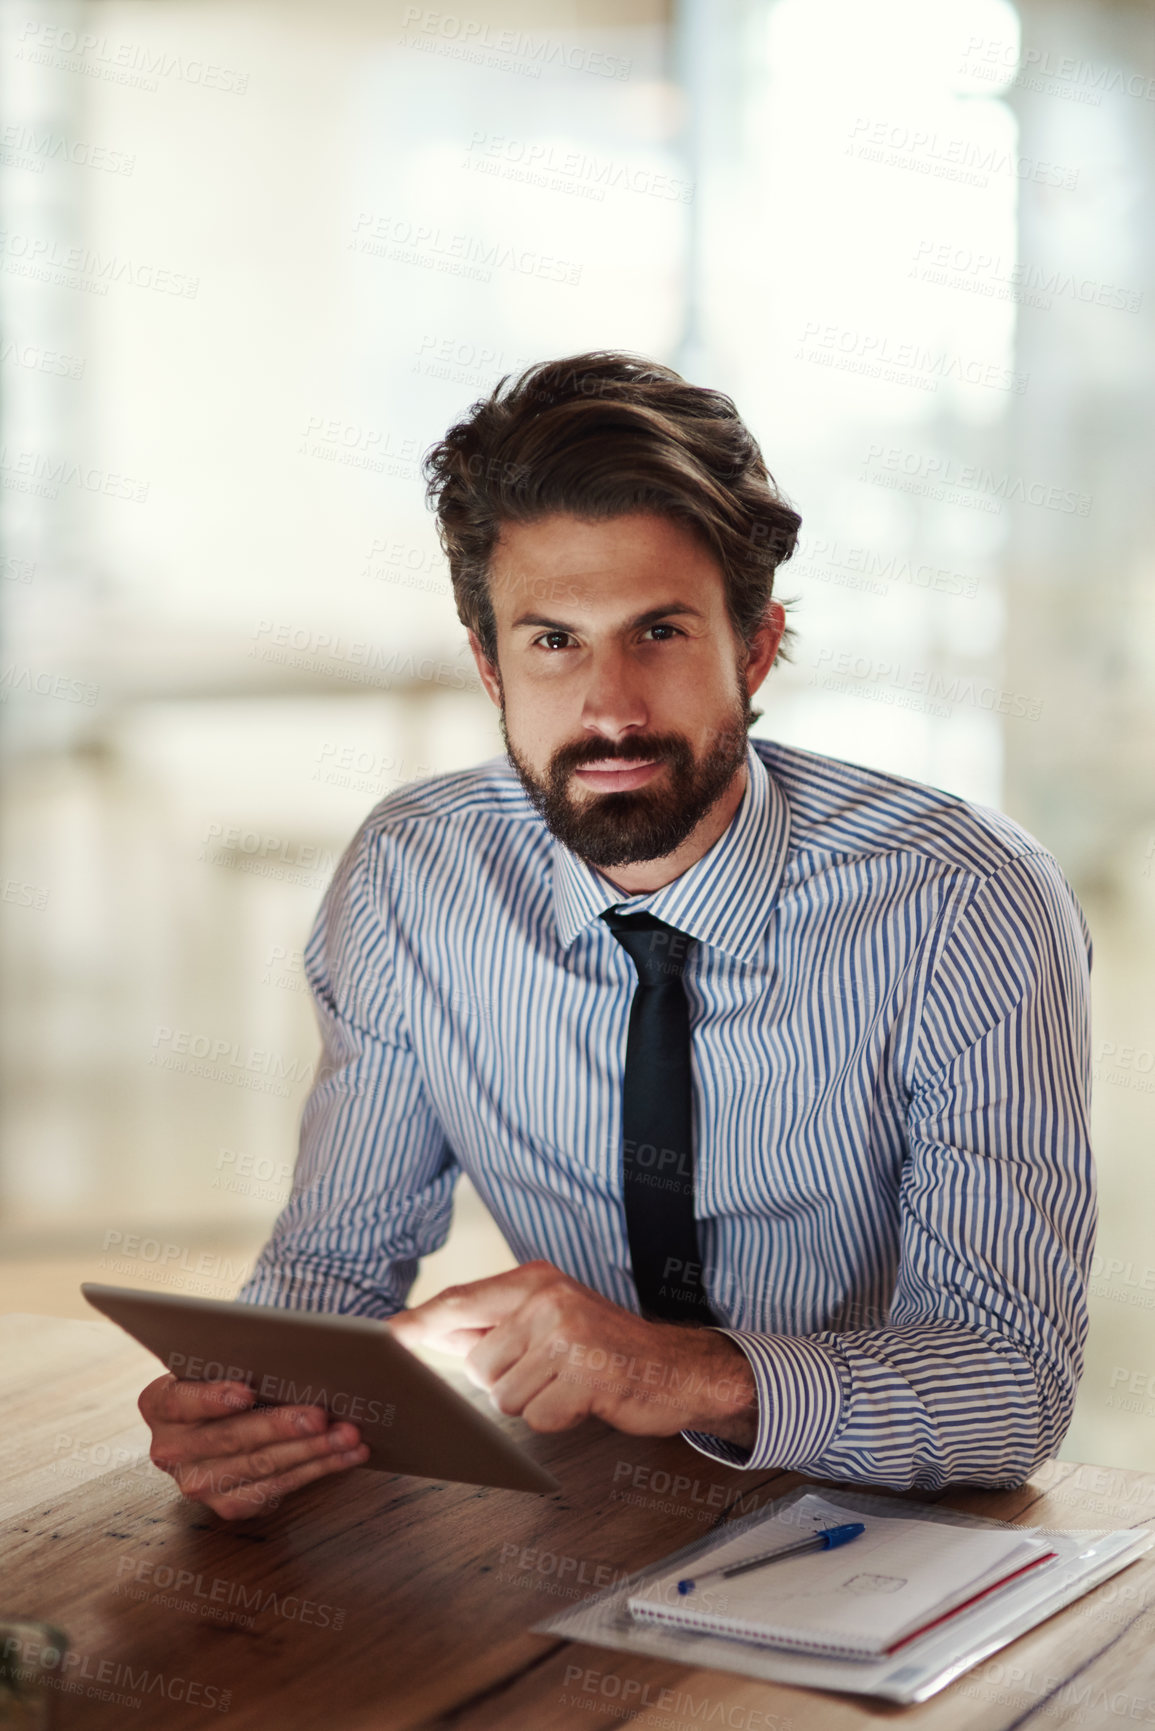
[629,1493,1047,1656]
[551,1524,1149,1702]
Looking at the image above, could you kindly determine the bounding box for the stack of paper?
[628,1497,1056,1659]
[536,1488,1152,1702]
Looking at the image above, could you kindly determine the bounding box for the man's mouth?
[571,758,663,793]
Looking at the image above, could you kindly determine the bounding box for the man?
[140,352,1095,1520]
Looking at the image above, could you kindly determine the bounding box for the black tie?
[600,908,716,1325]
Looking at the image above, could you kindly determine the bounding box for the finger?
[389,1298,507,1346]
[150,1403,335,1472]
[198,1444,370,1520]
[464,1317,532,1390]
[392,1263,560,1344]
[425,1326,493,1361]
[141,1376,257,1425]
[485,1343,564,1417]
[519,1376,589,1434]
[168,1423,364,1498]
[530,1367,667,1439]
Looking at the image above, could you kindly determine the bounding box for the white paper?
[628,1492,1047,1656]
[534,1486,1153,1703]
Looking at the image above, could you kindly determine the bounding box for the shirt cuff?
[681,1328,846,1471]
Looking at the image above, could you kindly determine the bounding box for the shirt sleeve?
[237,821,458,1318]
[684,849,1097,1489]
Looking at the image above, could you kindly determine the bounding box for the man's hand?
[388,1261,758,1448]
[138,1375,370,1520]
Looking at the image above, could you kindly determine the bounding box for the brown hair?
[422,350,802,669]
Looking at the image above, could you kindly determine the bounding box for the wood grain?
[412,1462,1155,1731]
[3,1315,1152,1731]
[1,1316,794,1729]
[0,1314,156,1522]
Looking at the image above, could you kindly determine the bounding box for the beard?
[500,681,753,870]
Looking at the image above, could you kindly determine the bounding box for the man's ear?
[743,601,786,698]
[467,629,503,708]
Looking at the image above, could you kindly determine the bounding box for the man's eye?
[530,625,682,651]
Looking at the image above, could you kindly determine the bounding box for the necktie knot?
[600,909,694,988]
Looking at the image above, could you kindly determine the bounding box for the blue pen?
[676,1521,866,1595]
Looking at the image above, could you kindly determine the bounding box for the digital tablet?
[81,1283,559,1495]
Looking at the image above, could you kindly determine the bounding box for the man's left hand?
[387,1261,757,1448]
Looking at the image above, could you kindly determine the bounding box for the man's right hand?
[138,1375,371,1520]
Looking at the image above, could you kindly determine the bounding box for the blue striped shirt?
[240,738,1096,1490]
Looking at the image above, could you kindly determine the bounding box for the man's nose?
[580,642,650,739]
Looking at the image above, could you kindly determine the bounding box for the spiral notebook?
[537,1486,1152,1702]
[627,1493,1057,1660]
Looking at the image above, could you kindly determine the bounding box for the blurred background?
[1,0,1152,1470]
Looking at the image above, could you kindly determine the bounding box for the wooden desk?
[2,1313,1153,1729]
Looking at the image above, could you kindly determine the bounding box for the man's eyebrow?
[509,601,707,632]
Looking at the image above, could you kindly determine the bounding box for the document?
[535,1486,1153,1703]
[627,1493,1055,1658]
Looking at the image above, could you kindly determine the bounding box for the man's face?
[468,512,782,871]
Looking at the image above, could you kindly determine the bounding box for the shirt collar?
[551,741,791,965]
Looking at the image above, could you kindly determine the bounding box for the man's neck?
[592,760,749,897]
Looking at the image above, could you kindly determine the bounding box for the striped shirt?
[240,738,1096,1491]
